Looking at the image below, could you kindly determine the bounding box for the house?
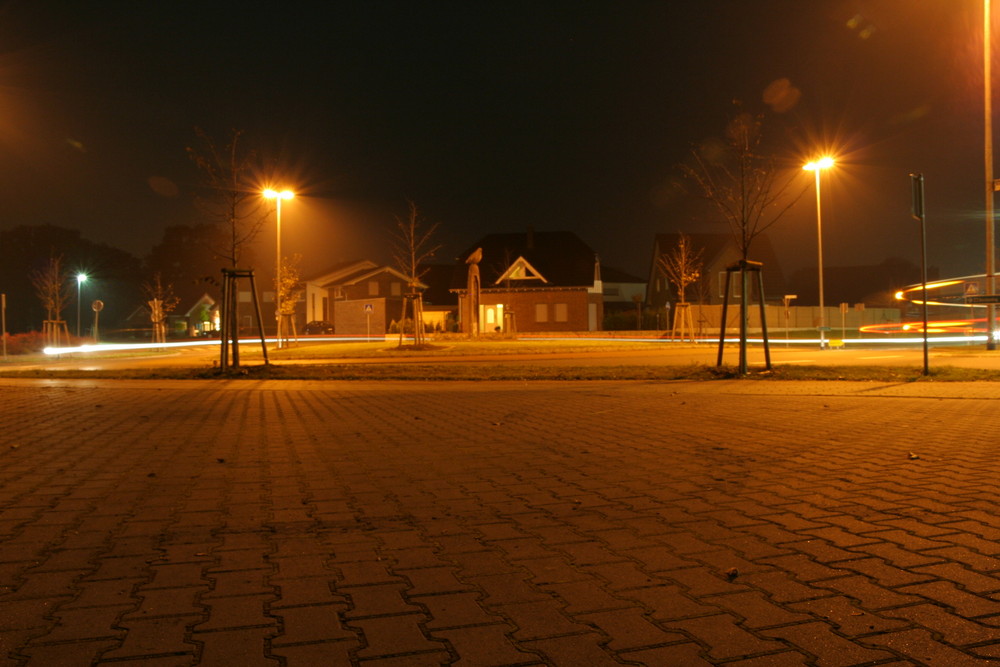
[450,230,604,333]
[304,260,426,336]
[647,233,786,312]
[600,266,647,314]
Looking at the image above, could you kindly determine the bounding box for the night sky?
[0,1,994,283]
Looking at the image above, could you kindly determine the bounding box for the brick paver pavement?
[1,377,1000,665]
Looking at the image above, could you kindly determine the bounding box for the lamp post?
[985,0,996,348]
[263,189,294,348]
[803,157,835,349]
[75,273,88,338]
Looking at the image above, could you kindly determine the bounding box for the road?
[10,339,1000,372]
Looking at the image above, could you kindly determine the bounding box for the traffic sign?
[364,303,374,313]
[965,295,1000,304]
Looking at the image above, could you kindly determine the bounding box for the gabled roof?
[495,256,548,285]
[340,265,421,288]
[305,260,378,287]
[602,266,645,284]
[451,231,598,290]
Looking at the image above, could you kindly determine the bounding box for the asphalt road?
[8,339,1000,373]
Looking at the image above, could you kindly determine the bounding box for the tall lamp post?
[263,189,294,349]
[803,157,835,349]
[75,273,88,338]
[985,0,996,348]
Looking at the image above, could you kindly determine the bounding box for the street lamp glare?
[803,156,835,171]
[77,273,88,285]
[263,189,294,200]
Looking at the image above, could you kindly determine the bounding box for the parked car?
[304,321,334,335]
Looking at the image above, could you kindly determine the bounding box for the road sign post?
[911,173,929,376]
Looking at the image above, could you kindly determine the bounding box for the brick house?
[451,230,604,333]
[304,260,425,336]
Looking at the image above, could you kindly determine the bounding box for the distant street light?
[803,157,835,349]
[76,273,88,338]
[263,189,294,349]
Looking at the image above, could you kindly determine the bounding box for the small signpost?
[91,300,104,343]
[364,303,374,341]
[910,173,929,376]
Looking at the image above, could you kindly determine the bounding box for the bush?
[4,331,49,355]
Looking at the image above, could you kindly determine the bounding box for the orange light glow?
[263,189,294,200]
[803,156,835,171]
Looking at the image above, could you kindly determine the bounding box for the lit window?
[554,303,568,322]
[535,303,548,322]
[368,281,379,296]
[391,282,402,296]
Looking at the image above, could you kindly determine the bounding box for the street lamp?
[803,157,835,349]
[75,273,88,338]
[263,188,294,348]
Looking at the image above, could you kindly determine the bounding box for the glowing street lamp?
[803,157,835,349]
[75,273,88,338]
[263,189,294,348]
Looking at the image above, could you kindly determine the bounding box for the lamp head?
[263,189,294,200]
[76,273,88,285]
[803,156,835,171]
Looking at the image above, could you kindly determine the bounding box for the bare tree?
[31,254,71,344]
[186,128,268,268]
[142,273,180,344]
[656,233,703,304]
[391,200,440,347]
[684,110,805,261]
[684,108,806,372]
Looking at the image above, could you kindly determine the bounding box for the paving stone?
[494,599,590,640]
[350,614,446,658]
[268,639,358,666]
[194,626,278,667]
[618,642,713,665]
[865,627,992,666]
[271,604,357,646]
[788,596,909,636]
[100,614,200,661]
[18,639,120,666]
[761,621,897,666]
[431,623,540,666]
[577,607,686,651]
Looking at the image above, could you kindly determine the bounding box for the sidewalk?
[1,378,999,665]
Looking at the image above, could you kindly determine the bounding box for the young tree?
[391,200,440,347]
[30,254,71,344]
[186,128,268,268]
[142,273,180,344]
[657,233,703,304]
[685,108,807,373]
[275,253,304,345]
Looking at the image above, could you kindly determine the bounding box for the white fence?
[680,304,901,336]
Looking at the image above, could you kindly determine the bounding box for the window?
[368,281,379,296]
[535,303,549,322]
[717,272,741,299]
[391,282,402,296]
[554,303,568,322]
